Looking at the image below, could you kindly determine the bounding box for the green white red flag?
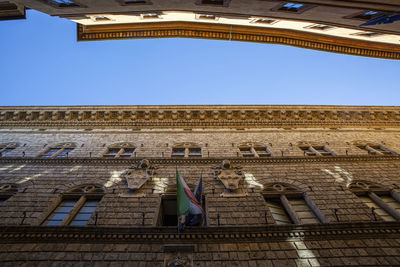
[176,169,205,217]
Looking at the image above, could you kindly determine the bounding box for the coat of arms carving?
[121,159,155,191]
[213,160,244,194]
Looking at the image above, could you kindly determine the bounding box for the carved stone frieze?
[1,106,400,129]
[0,222,399,243]
[0,154,399,166]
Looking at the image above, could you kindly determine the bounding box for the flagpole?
[176,165,180,233]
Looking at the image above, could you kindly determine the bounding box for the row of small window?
[2,181,399,227]
[41,0,227,8]
[0,142,397,158]
[42,0,386,21]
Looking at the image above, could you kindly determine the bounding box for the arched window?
[0,183,18,206]
[103,142,135,158]
[353,141,397,155]
[43,184,105,226]
[0,143,19,157]
[171,143,201,158]
[263,183,325,225]
[349,181,400,222]
[238,142,272,157]
[39,142,75,158]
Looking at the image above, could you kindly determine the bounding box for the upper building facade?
[1,105,400,266]
[7,0,400,59]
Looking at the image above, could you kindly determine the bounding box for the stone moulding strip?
[0,155,399,166]
[1,120,400,129]
[77,22,400,60]
[0,222,399,244]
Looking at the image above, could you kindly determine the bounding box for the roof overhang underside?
[77,21,400,60]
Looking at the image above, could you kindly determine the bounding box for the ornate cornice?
[1,105,400,129]
[0,155,399,166]
[1,222,399,243]
[77,22,400,60]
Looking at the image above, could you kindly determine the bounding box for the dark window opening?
[159,195,206,226]
[279,2,304,12]
[353,11,378,20]
[160,196,178,226]
[120,148,135,157]
[172,148,185,157]
[104,148,121,157]
[124,0,147,3]
[188,147,202,157]
[201,0,224,5]
[48,0,79,7]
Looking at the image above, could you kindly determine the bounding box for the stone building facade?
[7,0,400,59]
[1,105,400,266]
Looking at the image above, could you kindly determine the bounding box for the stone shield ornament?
[214,160,243,192]
[121,159,154,191]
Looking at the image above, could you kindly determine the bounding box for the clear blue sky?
[0,10,399,106]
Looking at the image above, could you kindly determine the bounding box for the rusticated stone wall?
[0,128,400,158]
[1,158,400,227]
[1,105,400,266]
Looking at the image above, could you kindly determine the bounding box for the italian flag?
[176,169,205,216]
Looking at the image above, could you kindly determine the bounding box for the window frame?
[103,143,136,158]
[349,181,400,222]
[263,183,325,225]
[271,2,315,14]
[35,0,86,9]
[345,10,382,21]
[39,144,75,158]
[299,145,335,156]
[195,0,231,7]
[356,144,396,155]
[304,24,334,31]
[171,143,202,158]
[0,143,18,157]
[0,183,18,206]
[42,185,104,226]
[238,143,273,158]
[114,0,152,6]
